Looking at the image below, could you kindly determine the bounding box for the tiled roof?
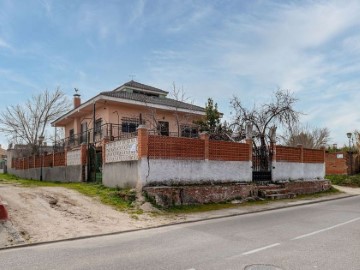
[113,80,169,94]
[100,91,205,112]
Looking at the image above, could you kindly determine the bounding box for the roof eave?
[51,94,205,127]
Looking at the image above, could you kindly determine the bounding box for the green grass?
[289,186,340,199]
[326,174,360,187]
[0,173,135,211]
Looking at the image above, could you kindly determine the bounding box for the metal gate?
[252,144,272,182]
[88,144,102,182]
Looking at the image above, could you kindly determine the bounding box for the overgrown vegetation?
[0,173,136,211]
[327,174,360,187]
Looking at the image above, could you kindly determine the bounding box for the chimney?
[74,88,81,109]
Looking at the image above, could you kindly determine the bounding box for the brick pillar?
[320,145,326,163]
[297,144,304,163]
[64,149,67,166]
[245,122,253,162]
[101,138,109,164]
[270,141,276,163]
[246,139,252,161]
[137,125,148,159]
[80,143,88,165]
[199,132,209,160]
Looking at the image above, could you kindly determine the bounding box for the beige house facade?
[52,80,205,148]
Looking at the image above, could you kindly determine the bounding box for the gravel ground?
[0,183,356,248]
[0,183,185,247]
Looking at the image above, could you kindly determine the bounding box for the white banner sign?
[67,150,81,166]
[106,138,138,163]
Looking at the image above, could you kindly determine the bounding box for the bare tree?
[281,124,330,149]
[169,82,195,136]
[0,88,71,153]
[230,90,300,149]
[169,82,191,103]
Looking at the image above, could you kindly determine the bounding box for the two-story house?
[52,80,205,148]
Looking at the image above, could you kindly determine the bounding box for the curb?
[0,193,357,251]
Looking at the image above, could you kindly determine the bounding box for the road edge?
[0,193,356,251]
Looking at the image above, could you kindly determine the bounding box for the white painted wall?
[138,159,252,186]
[103,161,139,188]
[303,163,325,179]
[272,161,325,181]
[66,150,81,166]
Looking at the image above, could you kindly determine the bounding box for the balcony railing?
[54,123,138,151]
[54,123,201,152]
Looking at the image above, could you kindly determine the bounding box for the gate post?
[137,125,148,159]
[101,137,109,165]
[245,123,253,162]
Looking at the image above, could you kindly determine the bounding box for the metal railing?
[54,123,138,151]
[54,123,214,151]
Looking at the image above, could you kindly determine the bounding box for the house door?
[252,144,272,182]
[88,144,102,182]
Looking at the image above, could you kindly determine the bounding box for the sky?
[0,0,360,148]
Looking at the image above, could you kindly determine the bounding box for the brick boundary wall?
[303,148,324,163]
[143,180,331,207]
[325,152,348,175]
[209,140,250,161]
[11,147,87,170]
[136,127,251,162]
[276,145,324,163]
[282,180,331,195]
[148,135,205,160]
[276,146,302,162]
[144,184,257,207]
[325,152,360,175]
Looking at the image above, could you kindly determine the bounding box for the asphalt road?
[1,196,360,270]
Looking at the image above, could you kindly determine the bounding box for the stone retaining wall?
[144,180,332,207]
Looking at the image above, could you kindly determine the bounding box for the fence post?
[101,138,109,165]
[199,132,209,160]
[80,143,88,166]
[64,149,67,166]
[297,144,304,163]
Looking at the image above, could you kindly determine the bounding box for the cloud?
[0,68,39,90]
[0,38,11,49]
[40,0,52,16]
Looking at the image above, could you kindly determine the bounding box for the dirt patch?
[0,184,185,246]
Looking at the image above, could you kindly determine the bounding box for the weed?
[326,174,360,187]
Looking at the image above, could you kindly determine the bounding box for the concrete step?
[265,193,296,200]
[260,189,289,195]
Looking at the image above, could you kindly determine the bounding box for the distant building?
[0,144,7,173]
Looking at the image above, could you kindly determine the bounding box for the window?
[181,125,198,138]
[69,129,75,143]
[121,117,140,133]
[94,118,102,135]
[157,121,169,136]
[80,122,87,143]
